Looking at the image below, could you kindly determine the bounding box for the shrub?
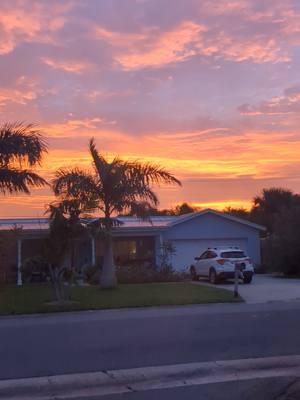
[22,256,49,282]
[264,207,300,276]
[84,264,100,284]
[84,258,186,285]
[116,264,185,284]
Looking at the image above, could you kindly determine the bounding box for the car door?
[204,251,217,275]
[195,251,208,276]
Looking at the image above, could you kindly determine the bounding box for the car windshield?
[221,251,246,258]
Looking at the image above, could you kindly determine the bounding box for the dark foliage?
[0,122,47,194]
[264,206,300,276]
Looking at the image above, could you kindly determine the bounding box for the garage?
[162,209,265,272]
[170,238,248,271]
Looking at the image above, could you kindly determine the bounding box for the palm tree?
[251,188,294,232]
[53,138,181,288]
[0,122,47,194]
[45,200,92,301]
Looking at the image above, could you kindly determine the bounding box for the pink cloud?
[41,57,91,74]
[238,85,300,116]
[0,75,47,107]
[94,18,290,70]
[0,0,71,54]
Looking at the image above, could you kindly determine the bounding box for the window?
[207,251,217,259]
[199,251,208,259]
[221,251,246,259]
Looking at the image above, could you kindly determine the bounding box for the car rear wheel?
[209,268,218,284]
[190,266,198,281]
[243,275,253,284]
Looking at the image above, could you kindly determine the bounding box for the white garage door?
[170,239,248,271]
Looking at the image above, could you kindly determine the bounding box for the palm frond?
[126,161,181,187]
[89,138,108,183]
[48,198,98,219]
[0,122,47,167]
[0,167,47,194]
[52,167,100,214]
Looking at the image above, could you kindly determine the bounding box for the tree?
[251,188,294,232]
[43,207,73,302]
[122,202,196,216]
[0,122,47,194]
[45,190,100,300]
[223,206,249,220]
[44,200,91,302]
[174,202,196,215]
[53,138,181,288]
[267,206,300,276]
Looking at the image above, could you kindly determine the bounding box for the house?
[0,209,265,284]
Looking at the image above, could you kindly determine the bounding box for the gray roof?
[0,209,265,233]
[0,218,49,232]
[0,216,175,232]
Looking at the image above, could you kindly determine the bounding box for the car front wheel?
[190,266,198,281]
[209,268,218,284]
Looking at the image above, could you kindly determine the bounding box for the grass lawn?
[0,282,242,315]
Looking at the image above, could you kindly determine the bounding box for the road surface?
[0,300,299,381]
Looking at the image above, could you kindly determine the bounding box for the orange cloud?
[2,125,300,217]
[41,119,300,182]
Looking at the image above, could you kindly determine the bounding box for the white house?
[0,209,265,284]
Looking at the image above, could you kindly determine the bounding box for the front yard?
[0,282,241,315]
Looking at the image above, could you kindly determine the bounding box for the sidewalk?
[1,355,300,400]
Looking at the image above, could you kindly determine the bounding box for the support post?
[234,264,239,298]
[17,239,22,286]
[91,236,96,266]
[158,234,163,268]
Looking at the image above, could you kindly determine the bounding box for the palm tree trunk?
[100,234,117,288]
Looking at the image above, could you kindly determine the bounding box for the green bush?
[84,264,100,284]
[22,256,49,282]
[265,207,300,276]
[116,264,185,284]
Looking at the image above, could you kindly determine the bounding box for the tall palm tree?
[251,188,294,232]
[53,138,181,288]
[0,122,47,194]
[45,200,92,301]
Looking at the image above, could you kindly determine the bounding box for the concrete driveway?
[197,275,300,304]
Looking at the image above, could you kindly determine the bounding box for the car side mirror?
[194,257,200,261]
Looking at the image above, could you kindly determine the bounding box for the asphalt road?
[1,300,300,381]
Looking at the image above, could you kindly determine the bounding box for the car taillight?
[217,259,226,265]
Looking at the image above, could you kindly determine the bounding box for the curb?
[1,355,300,399]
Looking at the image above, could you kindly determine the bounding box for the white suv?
[190,247,254,284]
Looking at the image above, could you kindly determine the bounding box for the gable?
[164,211,260,240]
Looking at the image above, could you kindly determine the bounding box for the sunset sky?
[1,0,300,217]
